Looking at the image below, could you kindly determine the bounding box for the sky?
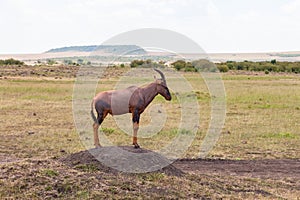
[0,0,299,54]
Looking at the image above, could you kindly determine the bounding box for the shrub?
[130,60,145,68]
[171,60,186,71]
[77,58,84,64]
[216,61,300,74]
[236,64,244,70]
[191,59,215,72]
[130,59,164,68]
[0,58,24,66]
[226,63,234,70]
[47,59,56,65]
[217,64,229,72]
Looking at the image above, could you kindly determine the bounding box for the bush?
[0,58,24,66]
[191,59,215,72]
[217,64,229,72]
[184,67,197,72]
[129,59,164,68]
[216,60,300,74]
[236,64,244,70]
[47,59,56,65]
[171,59,217,72]
[130,60,145,68]
[171,60,186,71]
[226,63,234,70]
[77,58,84,64]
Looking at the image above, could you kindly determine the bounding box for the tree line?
[130,59,300,74]
[216,60,300,73]
[0,58,24,66]
[2,57,300,74]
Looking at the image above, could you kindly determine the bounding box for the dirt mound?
[61,147,300,180]
[61,146,184,176]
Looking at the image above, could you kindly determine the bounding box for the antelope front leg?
[133,122,140,148]
[132,110,140,148]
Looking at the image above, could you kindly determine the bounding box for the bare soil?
[1,148,299,199]
[1,65,299,198]
[61,147,300,180]
[0,64,128,79]
[175,158,300,180]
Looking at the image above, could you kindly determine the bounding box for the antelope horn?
[153,68,166,82]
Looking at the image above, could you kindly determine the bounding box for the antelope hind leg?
[93,122,101,148]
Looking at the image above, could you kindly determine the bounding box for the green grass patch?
[75,164,98,172]
[261,132,298,139]
[137,173,165,182]
[41,169,59,177]
[101,127,115,135]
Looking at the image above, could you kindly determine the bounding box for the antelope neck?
[142,83,158,107]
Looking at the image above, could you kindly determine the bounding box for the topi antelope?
[91,69,172,148]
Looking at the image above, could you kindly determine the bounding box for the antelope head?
[154,68,172,101]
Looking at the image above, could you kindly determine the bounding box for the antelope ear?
[155,79,163,84]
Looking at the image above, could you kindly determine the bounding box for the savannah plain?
[0,61,299,199]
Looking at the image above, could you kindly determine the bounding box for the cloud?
[0,0,299,53]
[282,0,300,16]
[206,0,220,16]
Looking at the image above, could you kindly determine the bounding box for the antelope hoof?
[133,143,140,149]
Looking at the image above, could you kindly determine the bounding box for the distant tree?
[145,59,152,64]
[130,60,144,68]
[158,61,166,65]
[47,59,56,65]
[215,60,300,74]
[191,59,215,72]
[77,58,84,64]
[236,64,244,70]
[171,60,186,71]
[271,59,277,65]
[0,58,24,66]
[217,64,229,72]
[63,59,73,65]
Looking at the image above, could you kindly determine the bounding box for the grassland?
[0,65,299,199]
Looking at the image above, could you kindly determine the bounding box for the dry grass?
[0,67,299,199]
[214,74,300,160]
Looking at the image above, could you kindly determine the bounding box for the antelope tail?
[91,100,97,123]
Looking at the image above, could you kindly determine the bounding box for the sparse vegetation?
[216,60,300,73]
[0,58,24,66]
[170,59,300,73]
[130,59,165,68]
[47,59,57,65]
[171,59,219,72]
[0,65,299,199]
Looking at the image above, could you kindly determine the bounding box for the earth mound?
[61,146,184,176]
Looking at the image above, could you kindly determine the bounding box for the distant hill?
[45,45,147,55]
